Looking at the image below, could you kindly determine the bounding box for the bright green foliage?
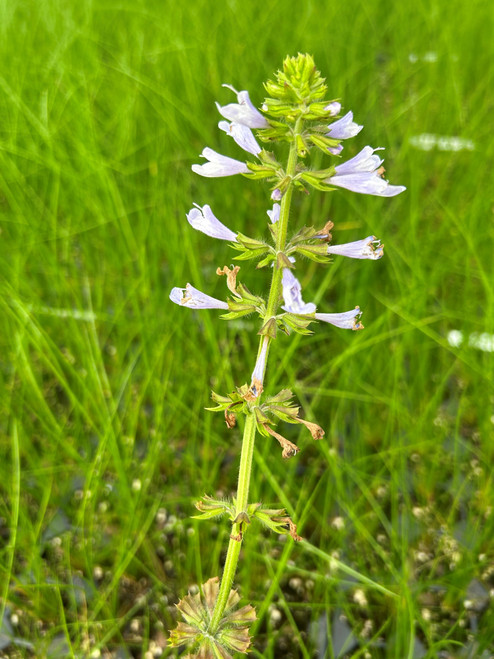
[1,0,493,657]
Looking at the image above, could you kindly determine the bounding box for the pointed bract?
[187,204,238,241]
[192,147,249,178]
[281,269,316,315]
[315,307,364,330]
[216,84,269,128]
[170,284,229,310]
[327,236,383,260]
[218,120,261,156]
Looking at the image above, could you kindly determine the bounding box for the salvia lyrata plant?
[169,54,405,657]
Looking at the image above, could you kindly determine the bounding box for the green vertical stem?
[209,117,302,634]
[208,412,256,633]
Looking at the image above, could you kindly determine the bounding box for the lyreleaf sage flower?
[315,307,364,330]
[281,269,316,315]
[218,121,261,156]
[326,111,363,140]
[267,203,280,224]
[326,146,406,197]
[271,188,282,201]
[186,204,238,242]
[192,147,249,178]
[169,283,229,310]
[325,101,341,116]
[327,236,383,260]
[216,84,269,129]
[250,336,269,397]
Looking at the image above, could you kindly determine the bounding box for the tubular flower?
[186,204,238,242]
[326,146,406,197]
[326,111,363,139]
[169,284,229,310]
[216,84,269,129]
[271,188,282,201]
[218,121,261,156]
[315,307,363,330]
[281,269,316,315]
[250,336,269,397]
[267,203,280,224]
[191,147,249,178]
[327,236,383,260]
[325,101,341,116]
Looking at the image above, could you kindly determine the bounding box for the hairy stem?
[208,118,302,632]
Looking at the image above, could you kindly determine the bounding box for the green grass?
[1,0,494,657]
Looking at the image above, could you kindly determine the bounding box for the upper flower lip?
[169,283,229,310]
[326,236,384,260]
[281,269,316,315]
[191,147,249,178]
[326,146,406,197]
[186,204,238,242]
[216,84,269,129]
[218,120,261,156]
[326,111,363,140]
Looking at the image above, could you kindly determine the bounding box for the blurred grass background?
[1,0,493,657]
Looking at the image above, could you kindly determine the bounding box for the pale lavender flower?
[169,284,229,310]
[326,146,406,197]
[315,307,363,330]
[327,236,383,260]
[250,336,269,396]
[326,111,363,139]
[186,204,238,242]
[325,101,341,116]
[271,188,282,201]
[218,120,261,156]
[216,84,269,129]
[281,269,316,315]
[267,203,280,224]
[191,147,249,178]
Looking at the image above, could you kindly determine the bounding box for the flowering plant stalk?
[169,54,405,657]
